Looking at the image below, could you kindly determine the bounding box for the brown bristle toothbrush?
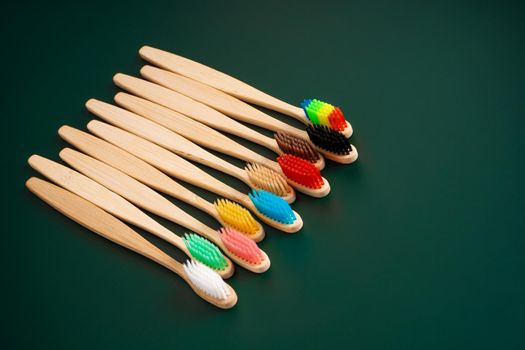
[113,73,328,172]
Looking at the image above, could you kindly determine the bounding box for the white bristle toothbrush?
[113,92,331,197]
[58,148,271,273]
[140,65,357,164]
[58,125,265,242]
[139,45,353,138]
[28,155,234,278]
[113,73,326,171]
[26,177,237,309]
[86,119,303,233]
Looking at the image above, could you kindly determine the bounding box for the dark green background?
[2,0,524,349]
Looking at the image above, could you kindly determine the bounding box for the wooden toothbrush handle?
[140,65,309,140]
[114,92,279,169]
[113,73,278,151]
[59,148,219,239]
[26,177,184,275]
[27,154,182,248]
[58,125,216,216]
[139,46,306,121]
[86,99,248,182]
[87,120,248,204]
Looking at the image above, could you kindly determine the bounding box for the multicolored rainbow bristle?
[277,154,324,189]
[300,99,347,131]
[214,198,259,237]
[219,227,264,265]
[248,189,296,224]
[183,233,228,271]
[306,125,353,155]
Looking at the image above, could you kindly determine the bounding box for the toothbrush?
[87,119,303,233]
[58,125,264,242]
[59,148,271,273]
[139,45,353,137]
[113,73,325,170]
[140,65,357,164]
[87,97,296,203]
[26,177,237,308]
[28,155,234,278]
[112,92,331,197]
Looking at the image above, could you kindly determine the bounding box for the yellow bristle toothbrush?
[140,65,357,164]
[139,45,353,138]
[59,148,271,273]
[112,92,331,197]
[26,177,237,309]
[58,125,264,242]
[113,73,326,170]
[86,119,304,233]
[28,155,234,278]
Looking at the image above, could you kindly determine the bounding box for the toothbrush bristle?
[305,125,353,155]
[183,260,230,300]
[248,189,296,224]
[214,199,259,237]
[245,163,292,198]
[300,98,347,131]
[182,233,228,270]
[274,132,320,163]
[277,154,324,189]
[219,227,264,265]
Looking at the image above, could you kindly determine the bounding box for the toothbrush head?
[183,233,228,271]
[305,125,353,155]
[277,154,324,189]
[245,163,293,198]
[248,189,296,225]
[300,99,347,132]
[183,260,231,300]
[274,132,320,163]
[214,199,259,237]
[219,227,264,265]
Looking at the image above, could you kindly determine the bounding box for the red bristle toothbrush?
[112,92,331,198]
[113,73,326,170]
[139,46,353,137]
[140,65,357,164]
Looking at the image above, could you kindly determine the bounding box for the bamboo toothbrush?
[87,98,296,203]
[28,155,234,278]
[59,148,271,273]
[140,65,357,164]
[112,93,331,197]
[26,177,237,308]
[113,73,334,178]
[113,73,329,175]
[139,45,353,138]
[87,119,303,233]
[58,125,264,242]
